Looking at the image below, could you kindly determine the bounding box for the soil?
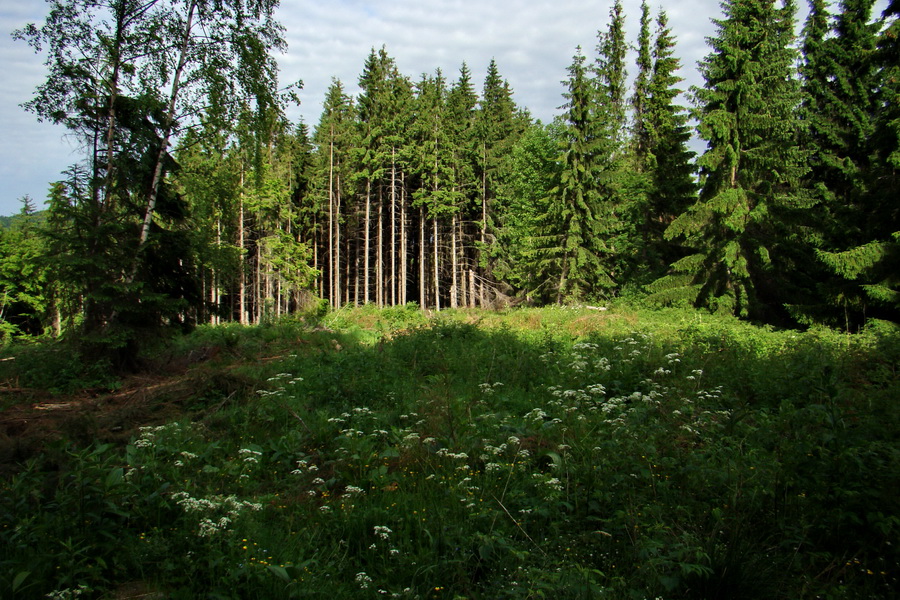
[0,346,256,474]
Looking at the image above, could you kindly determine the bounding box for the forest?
[0,0,897,357]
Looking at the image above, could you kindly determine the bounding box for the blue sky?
[0,0,865,217]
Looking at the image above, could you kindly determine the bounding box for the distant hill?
[0,210,48,230]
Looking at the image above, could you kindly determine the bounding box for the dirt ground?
[0,347,254,473]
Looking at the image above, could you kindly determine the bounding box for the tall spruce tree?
[445,64,480,307]
[656,0,809,319]
[535,48,614,302]
[817,1,900,319]
[801,0,895,324]
[642,10,697,276]
[622,3,697,286]
[475,59,518,303]
[595,0,628,152]
[313,79,355,308]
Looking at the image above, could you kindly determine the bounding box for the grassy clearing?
[1,306,898,599]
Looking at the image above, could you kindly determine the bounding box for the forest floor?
[0,343,277,475]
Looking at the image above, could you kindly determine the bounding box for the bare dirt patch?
[0,349,257,473]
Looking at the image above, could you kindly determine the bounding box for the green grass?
[1,306,898,599]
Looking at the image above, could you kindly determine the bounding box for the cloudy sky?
[0,0,810,216]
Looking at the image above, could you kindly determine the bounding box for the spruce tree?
[631,0,653,164]
[535,49,614,302]
[313,79,355,308]
[595,0,628,152]
[656,0,809,319]
[445,64,480,307]
[817,1,900,319]
[643,10,697,273]
[475,59,518,303]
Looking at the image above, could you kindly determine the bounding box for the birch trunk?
[136,0,197,252]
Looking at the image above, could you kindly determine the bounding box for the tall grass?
[1,307,897,599]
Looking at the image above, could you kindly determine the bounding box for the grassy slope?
[1,305,898,599]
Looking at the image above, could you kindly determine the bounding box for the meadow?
[1,305,898,599]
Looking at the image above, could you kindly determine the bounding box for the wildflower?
[355,572,373,589]
[374,525,392,539]
[344,485,365,496]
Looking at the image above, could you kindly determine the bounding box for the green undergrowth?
[2,306,898,599]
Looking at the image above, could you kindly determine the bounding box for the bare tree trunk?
[400,172,407,305]
[335,173,341,309]
[354,221,360,305]
[377,190,384,308]
[451,212,458,308]
[364,181,371,305]
[239,172,248,325]
[434,218,440,311]
[312,213,320,299]
[328,133,335,308]
[419,206,426,308]
[390,148,397,306]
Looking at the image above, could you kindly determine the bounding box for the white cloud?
[5,0,871,216]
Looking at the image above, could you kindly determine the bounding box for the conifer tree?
[595,0,628,152]
[535,49,614,302]
[631,0,653,163]
[445,64,480,306]
[817,1,900,318]
[800,0,896,323]
[313,79,355,308]
[641,10,697,276]
[475,59,518,303]
[656,0,809,319]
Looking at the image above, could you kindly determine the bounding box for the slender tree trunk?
[328,133,335,308]
[400,172,407,305]
[136,0,197,252]
[312,213,320,299]
[419,206,426,308]
[377,190,384,308]
[391,148,397,306]
[344,221,351,306]
[354,222,360,305]
[100,4,128,213]
[451,212,458,308]
[239,172,248,325]
[335,173,342,308]
[364,181,371,304]
[434,218,440,311]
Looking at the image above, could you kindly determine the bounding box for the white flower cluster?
[170,491,262,537]
[479,381,504,395]
[239,448,262,464]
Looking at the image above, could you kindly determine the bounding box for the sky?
[0,0,844,217]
